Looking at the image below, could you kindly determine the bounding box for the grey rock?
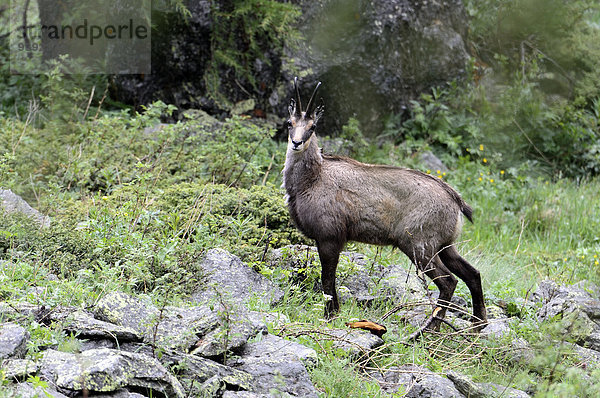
[569,342,600,369]
[0,304,138,350]
[61,310,141,343]
[190,311,266,358]
[191,249,284,308]
[533,280,600,321]
[268,244,320,287]
[0,301,39,319]
[96,291,266,358]
[159,350,253,393]
[7,382,68,398]
[480,317,512,339]
[447,371,530,398]
[0,322,29,360]
[420,151,449,173]
[371,364,463,397]
[533,280,600,351]
[236,333,317,367]
[329,329,384,359]
[223,392,269,398]
[227,333,319,397]
[378,262,429,303]
[0,189,51,227]
[246,311,290,331]
[0,358,39,380]
[39,348,185,397]
[505,337,535,365]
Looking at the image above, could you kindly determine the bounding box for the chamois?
[283,78,487,331]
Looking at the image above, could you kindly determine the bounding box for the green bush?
[205,0,301,107]
[154,182,307,261]
[465,0,600,100]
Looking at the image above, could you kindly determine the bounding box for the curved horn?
[305,81,322,116]
[294,77,302,116]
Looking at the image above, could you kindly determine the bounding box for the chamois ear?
[288,98,296,117]
[313,99,325,123]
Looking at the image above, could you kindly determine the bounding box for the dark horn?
[294,77,303,116]
[305,81,322,116]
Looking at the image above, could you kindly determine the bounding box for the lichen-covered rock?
[0,322,29,360]
[0,189,51,227]
[95,291,219,351]
[447,371,530,398]
[0,358,39,380]
[39,348,185,397]
[191,248,284,307]
[227,333,319,397]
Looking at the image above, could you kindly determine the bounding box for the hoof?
[470,318,488,333]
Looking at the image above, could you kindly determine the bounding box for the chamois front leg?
[317,240,344,318]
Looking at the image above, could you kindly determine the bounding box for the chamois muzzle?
[291,139,303,151]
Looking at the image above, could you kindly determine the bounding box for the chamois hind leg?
[317,240,344,319]
[439,246,487,330]
[413,254,458,332]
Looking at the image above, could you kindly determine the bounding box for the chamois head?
[286,78,324,153]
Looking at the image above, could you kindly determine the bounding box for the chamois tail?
[461,201,473,223]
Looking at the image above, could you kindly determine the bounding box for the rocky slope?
[2,192,600,397]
